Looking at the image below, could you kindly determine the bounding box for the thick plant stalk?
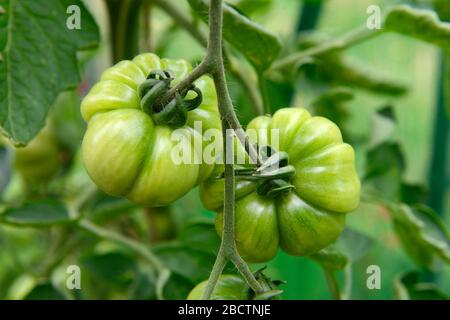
[148,0,266,298]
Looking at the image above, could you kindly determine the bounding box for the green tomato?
[201,107,361,262]
[187,274,250,300]
[81,53,220,206]
[14,125,61,185]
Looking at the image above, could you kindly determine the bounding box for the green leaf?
[163,272,196,300]
[400,182,428,205]
[0,144,11,194]
[309,228,374,270]
[154,243,216,284]
[293,33,407,96]
[177,219,220,254]
[51,90,86,156]
[337,228,375,262]
[188,0,282,70]
[81,251,137,286]
[0,200,72,227]
[394,271,449,300]
[0,0,99,146]
[368,106,398,149]
[235,0,273,16]
[385,5,450,49]
[364,142,405,201]
[310,87,353,139]
[391,204,450,270]
[253,290,283,300]
[24,283,66,300]
[309,245,349,271]
[434,0,450,21]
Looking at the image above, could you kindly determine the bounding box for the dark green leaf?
[89,193,137,223]
[394,271,449,299]
[0,200,72,227]
[434,0,450,21]
[154,243,216,284]
[24,283,66,300]
[177,219,220,254]
[81,251,137,285]
[385,5,450,49]
[0,0,99,145]
[188,0,282,70]
[400,182,428,205]
[163,272,195,300]
[128,270,157,300]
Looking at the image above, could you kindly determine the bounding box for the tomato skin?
[14,125,61,185]
[201,107,360,262]
[81,53,220,206]
[187,274,250,300]
[216,193,279,263]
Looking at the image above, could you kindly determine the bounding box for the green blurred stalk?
[427,52,449,216]
[105,0,143,63]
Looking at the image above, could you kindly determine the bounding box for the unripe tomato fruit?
[14,125,61,185]
[187,274,250,300]
[81,53,220,206]
[201,107,361,262]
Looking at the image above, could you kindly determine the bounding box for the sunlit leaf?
[385,5,450,49]
[188,0,282,70]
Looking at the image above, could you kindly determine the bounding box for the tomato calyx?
[138,70,203,127]
[230,145,296,198]
[250,267,285,300]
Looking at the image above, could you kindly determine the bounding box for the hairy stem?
[201,250,227,299]
[201,0,264,299]
[152,0,266,299]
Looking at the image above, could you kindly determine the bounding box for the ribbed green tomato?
[187,275,250,300]
[201,107,360,263]
[81,53,220,206]
[14,125,61,185]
